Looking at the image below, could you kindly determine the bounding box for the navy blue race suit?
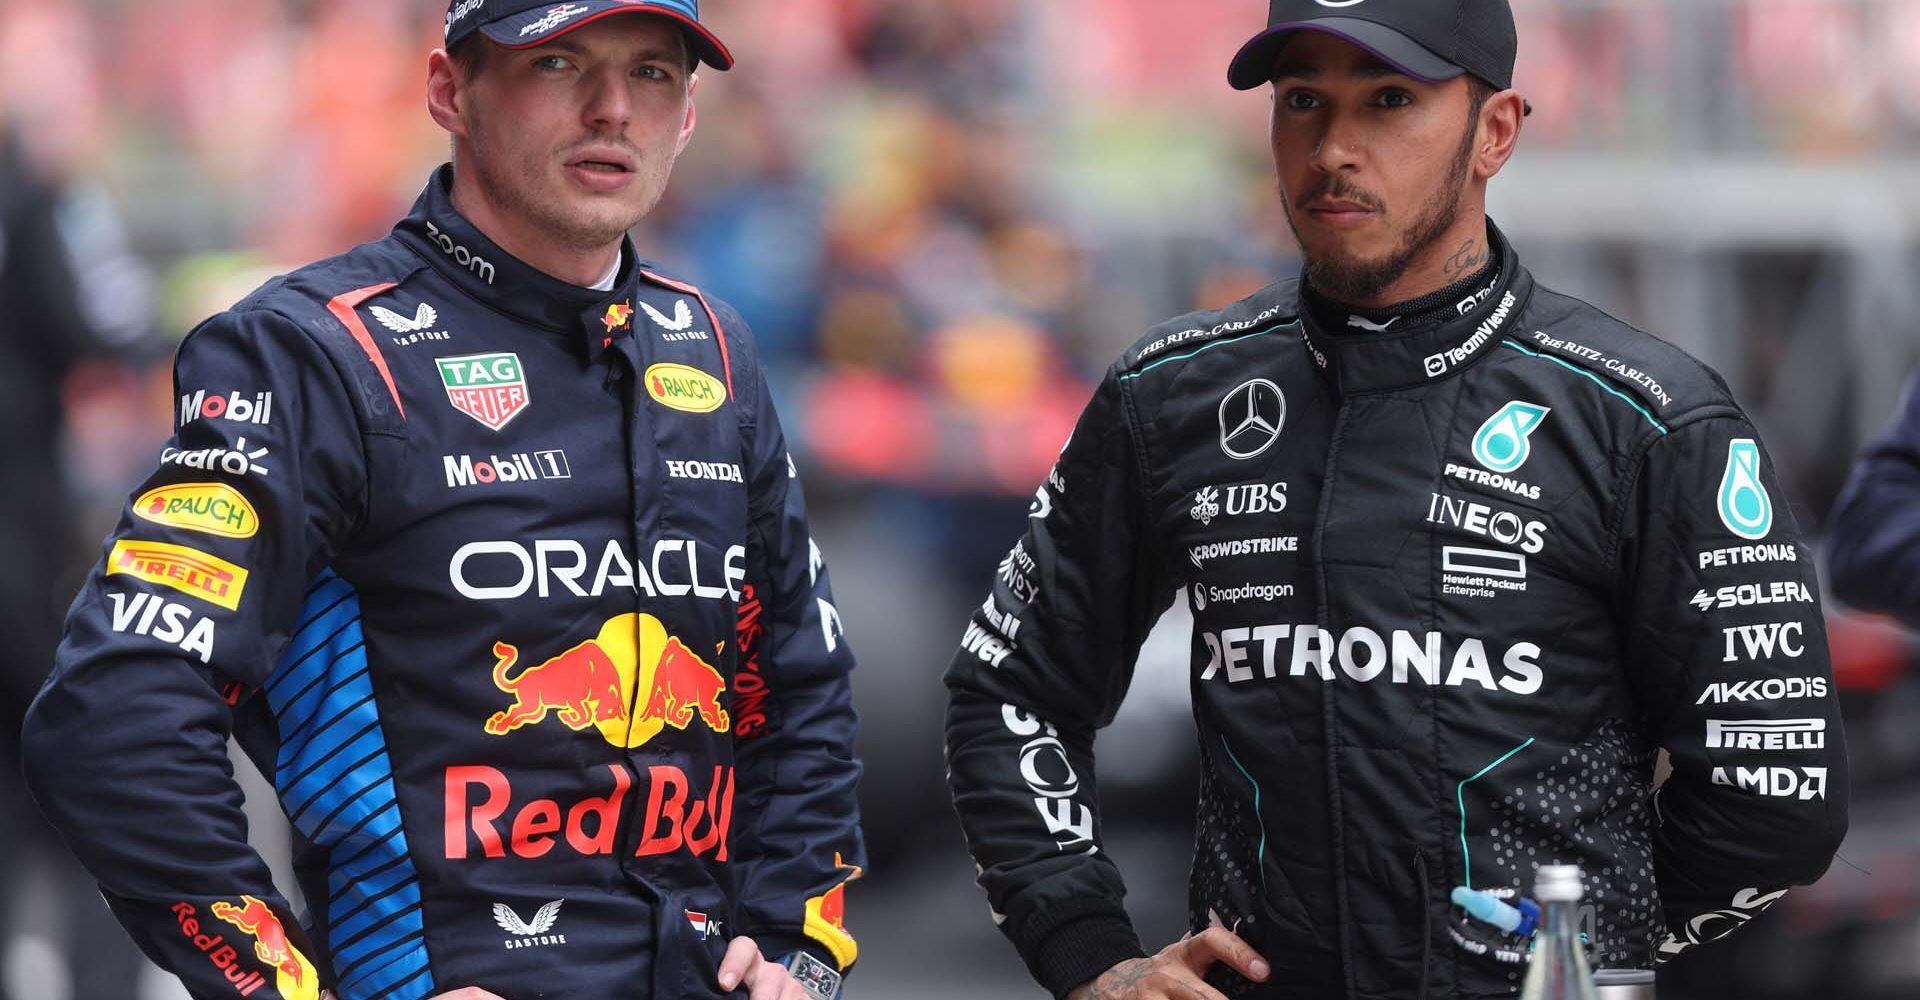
[1828,368,1920,626]
[944,223,1847,1000]
[22,165,865,1000]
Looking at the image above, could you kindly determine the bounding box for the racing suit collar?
[395,164,643,337]
[1296,218,1534,395]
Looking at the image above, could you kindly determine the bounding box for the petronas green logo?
[1471,401,1550,474]
[1718,439,1772,540]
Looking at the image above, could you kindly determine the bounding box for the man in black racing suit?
[943,2,1848,998]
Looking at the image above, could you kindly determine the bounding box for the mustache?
[1294,176,1384,212]
[563,138,642,159]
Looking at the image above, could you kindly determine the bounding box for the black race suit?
[944,222,1847,1000]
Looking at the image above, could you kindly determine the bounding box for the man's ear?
[675,73,700,157]
[426,48,470,139]
[1475,90,1525,181]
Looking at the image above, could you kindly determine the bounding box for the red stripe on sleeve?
[326,283,406,420]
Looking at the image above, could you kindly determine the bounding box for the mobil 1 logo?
[445,450,571,489]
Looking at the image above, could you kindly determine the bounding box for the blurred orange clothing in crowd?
[272,0,446,258]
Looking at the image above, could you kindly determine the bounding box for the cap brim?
[1227,18,1461,91]
[480,1,734,71]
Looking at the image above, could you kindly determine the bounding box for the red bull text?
[445,763,735,861]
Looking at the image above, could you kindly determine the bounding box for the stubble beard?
[1289,122,1478,305]
[467,116,652,252]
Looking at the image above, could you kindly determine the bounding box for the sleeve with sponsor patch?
[23,308,365,1000]
[943,371,1169,999]
[1827,371,1920,625]
[1618,415,1848,960]
[724,332,867,979]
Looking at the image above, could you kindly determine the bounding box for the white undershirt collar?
[585,251,622,292]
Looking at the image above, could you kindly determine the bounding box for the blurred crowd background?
[2,0,1919,997]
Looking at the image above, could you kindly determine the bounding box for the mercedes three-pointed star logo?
[1218,378,1286,460]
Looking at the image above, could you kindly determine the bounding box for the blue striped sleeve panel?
[265,569,435,1000]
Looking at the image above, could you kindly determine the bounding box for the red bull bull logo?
[641,635,731,733]
[803,853,862,968]
[485,639,626,735]
[455,615,737,862]
[169,897,318,999]
[603,302,634,332]
[484,613,729,748]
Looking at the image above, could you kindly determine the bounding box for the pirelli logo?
[1705,718,1826,751]
[107,539,249,611]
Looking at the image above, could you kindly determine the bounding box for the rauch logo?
[644,363,725,414]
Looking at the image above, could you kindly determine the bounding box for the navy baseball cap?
[446,0,734,71]
[1228,0,1516,92]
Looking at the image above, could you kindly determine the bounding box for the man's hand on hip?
[718,935,809,1000]
[1067,927,1270,1000]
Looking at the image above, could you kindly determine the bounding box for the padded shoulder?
[1511,286,1742,428]
[1120,279,1301,375]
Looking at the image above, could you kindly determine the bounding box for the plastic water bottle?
[1519,865,1601,1000]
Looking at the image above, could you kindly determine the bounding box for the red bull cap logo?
[486,612,729,748]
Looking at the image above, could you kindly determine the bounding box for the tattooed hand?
[1066,927,1269,1000]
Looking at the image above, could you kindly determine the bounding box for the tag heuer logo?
[437,353,529,430]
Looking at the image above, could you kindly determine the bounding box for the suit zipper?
[1414,850,1433,1000]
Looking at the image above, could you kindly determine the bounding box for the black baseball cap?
[445,0,734,71]
[1228,0,1516,92]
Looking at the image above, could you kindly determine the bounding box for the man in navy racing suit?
[1827,368,1920,627]
[943,2,1848,998]
[21,3,864,999]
